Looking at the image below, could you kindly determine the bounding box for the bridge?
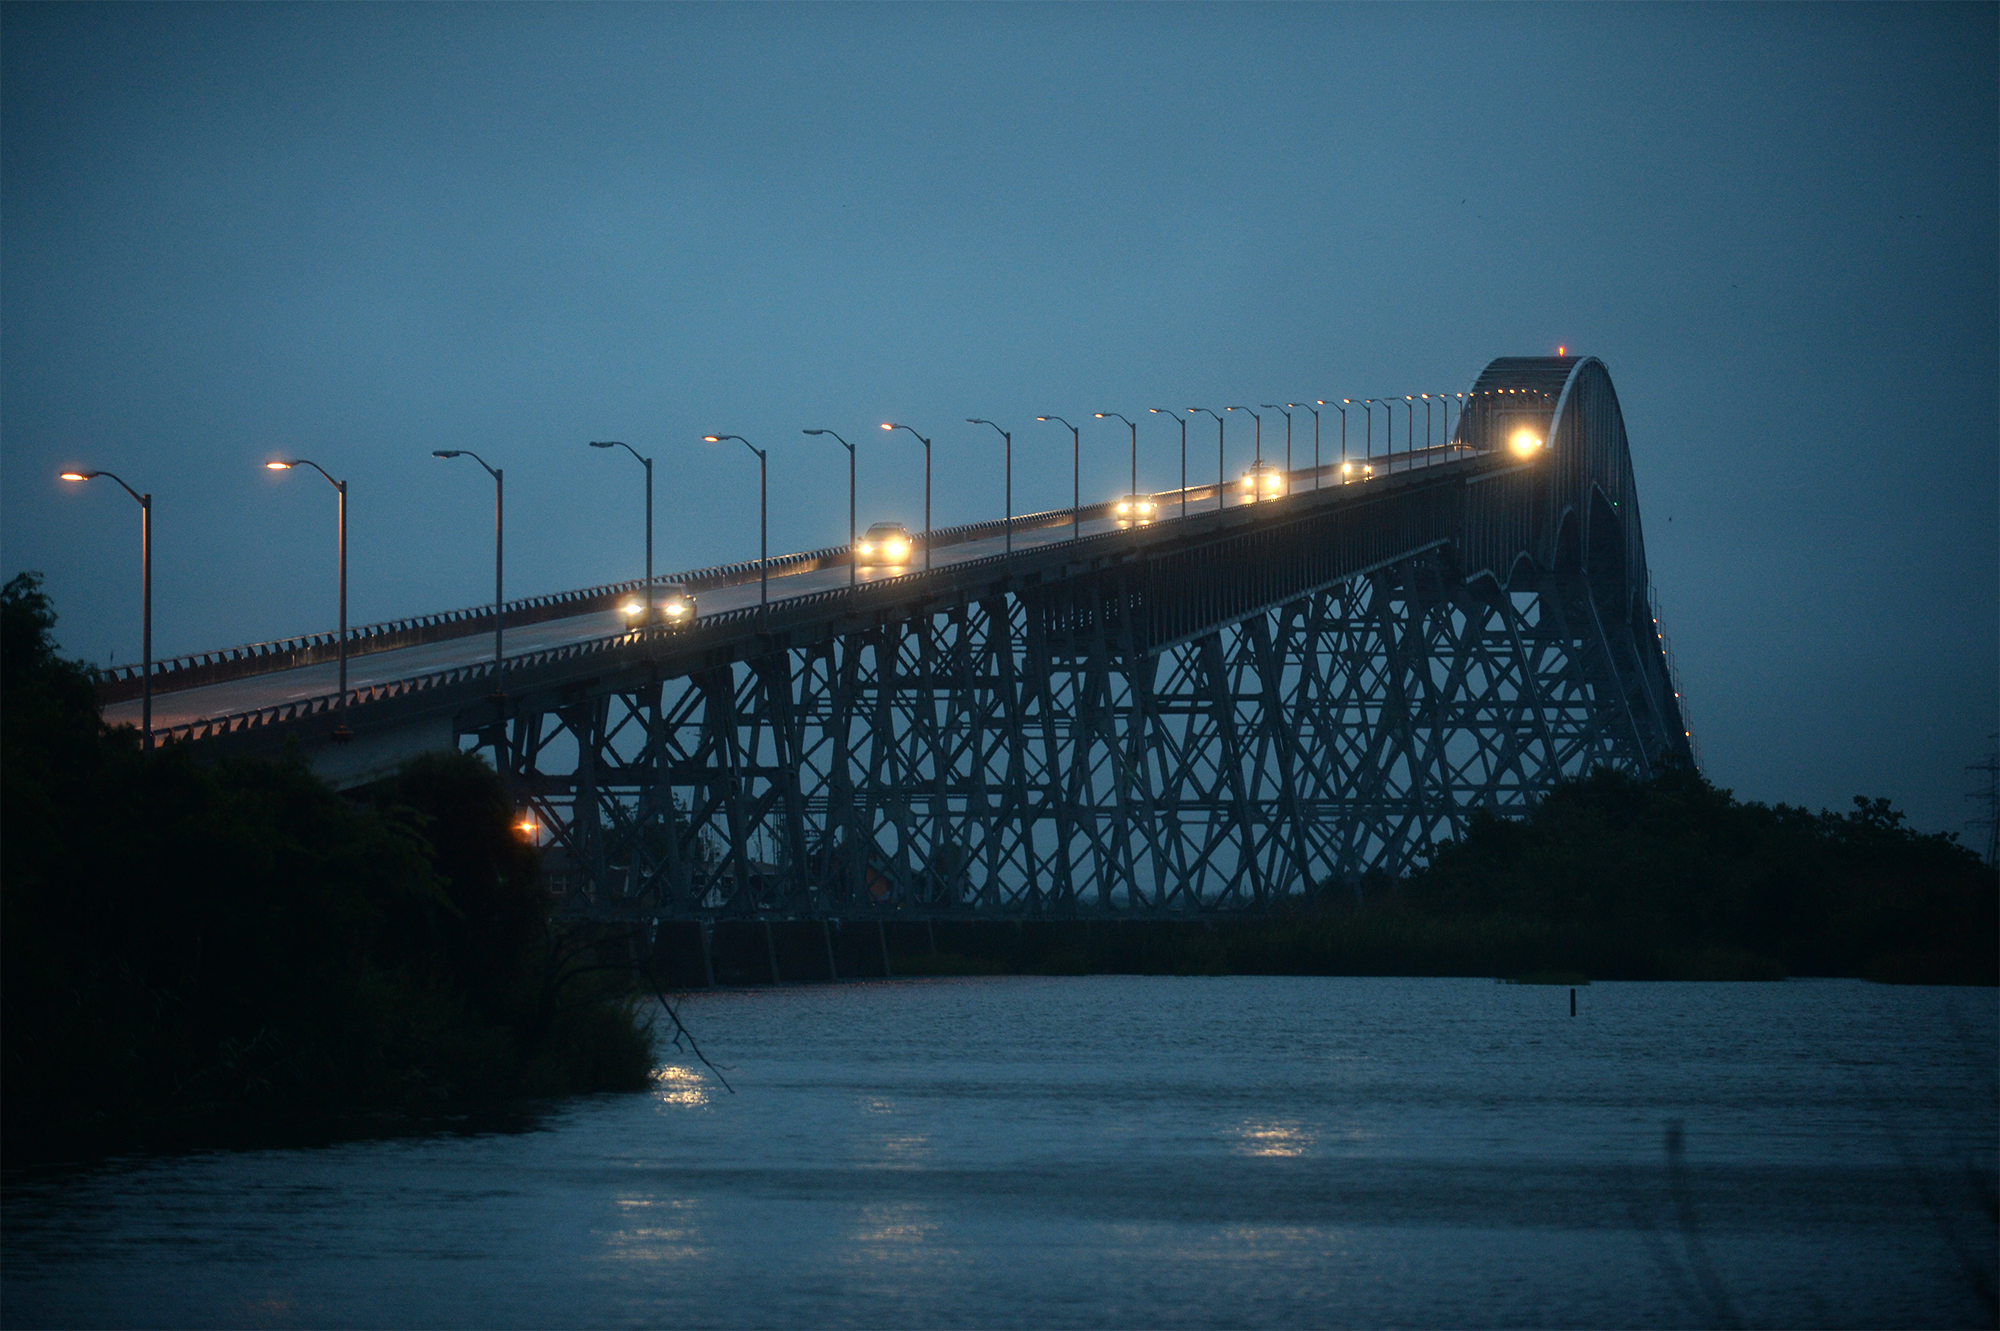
[99,355,1695,918]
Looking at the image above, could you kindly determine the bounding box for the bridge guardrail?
[95,498,1142,706]
[148,452,1500,748]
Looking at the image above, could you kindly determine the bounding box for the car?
[1338,460,1376,484]
[1113,493,1157,526]
[658,583,697,628]
[618,582,698,630]
[1241,462,1285,501]
[855,521,915,568]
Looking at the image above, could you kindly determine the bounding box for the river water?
[4,977,1995,1328]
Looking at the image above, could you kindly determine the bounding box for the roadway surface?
[103,455,1459,733]
[104,497,1233,732]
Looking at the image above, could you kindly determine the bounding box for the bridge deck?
[105,449,1476,737]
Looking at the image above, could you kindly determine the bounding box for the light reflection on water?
[3,976,1994,1329]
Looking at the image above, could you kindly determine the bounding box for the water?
[5,977,1995,1328]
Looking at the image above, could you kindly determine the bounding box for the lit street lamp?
[1228,406,1262,465]
[880,422,933,570]
[966,419,1013,553]
[1094,412,1139,497]
[265,458,351,736]
[802,430,857,585]
[1188,408,1225,510]
[1328,400,1352,470]
[1263,404,1294,495]
[703,435,768,608]
[1289,403,1321,490]
[59,469,151,747]
[431,449,505,682]
[1035,415,1081,540]
[588,441,654,623]
[1148,408,1188,517]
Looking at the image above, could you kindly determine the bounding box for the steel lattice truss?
[457,354,1691,918]
[494,550,1667,916]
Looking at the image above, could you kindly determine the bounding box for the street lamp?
[880,422,932,569]
[1187,408,1225,510]
[1263,404,1294,495]
[431,450,504,681]
[1148,409,1188,517]
[588,441,653,623]
[1289,404,1321,490]
[703,435,768,608]
[1327,401,1352,470]
[966,419,1012,553]
[1035,415,1081,540]
[59,469,151,748]
[1228,406,1262,465]
[265,459,351,736]
[1362,399,1382,465]
[1094,412,1139,497]
[802,430,857,585]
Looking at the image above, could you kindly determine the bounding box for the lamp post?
[1188,408,1225,510]
[1228,406,1261,465]
[1329,401,1352,470]
[880,422,932,569]
[431,449,504,682]
[1094,412,1138,496]
[703,435,768,608]
[802,430,857,584]
[1290,404,1321,489]
[967,419,1012,553]
[1362,399,1382,465]
[1263,404,1294,495]
[1035,415,1081,540]
[1148,408,1188,517]
[588,441,653,622]
[264,458,350,736]
[58,469,151,747]
[1404,396,1416,460]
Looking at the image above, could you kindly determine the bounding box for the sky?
[3,3,1994,835]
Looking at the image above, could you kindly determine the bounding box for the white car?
[855,521,915,568]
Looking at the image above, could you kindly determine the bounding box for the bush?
[1,573,654,1162]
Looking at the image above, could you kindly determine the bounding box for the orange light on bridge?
[516,815,539,839]
[1510,429,1544,457]
[58,472,87,482]
[265,461,292,471]
[1557,345,1566,357]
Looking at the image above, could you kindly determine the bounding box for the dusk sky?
[4,3,1994,834]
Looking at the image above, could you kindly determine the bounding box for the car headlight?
[620,601,644,617]
[665,601,687,617]
[887,541,909,557]
[858,542,874,555]
[1117,502,1129,514]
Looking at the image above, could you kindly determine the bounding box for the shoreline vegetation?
[4,572,1993,1162]
[869,764,1995,988]
[2,575,654,1164]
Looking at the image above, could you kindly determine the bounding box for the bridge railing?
[1646,576,1700,769]
[94,497,1152,705]
[144,450,1501,748]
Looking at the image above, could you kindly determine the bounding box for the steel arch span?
[474,355,1692,917]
